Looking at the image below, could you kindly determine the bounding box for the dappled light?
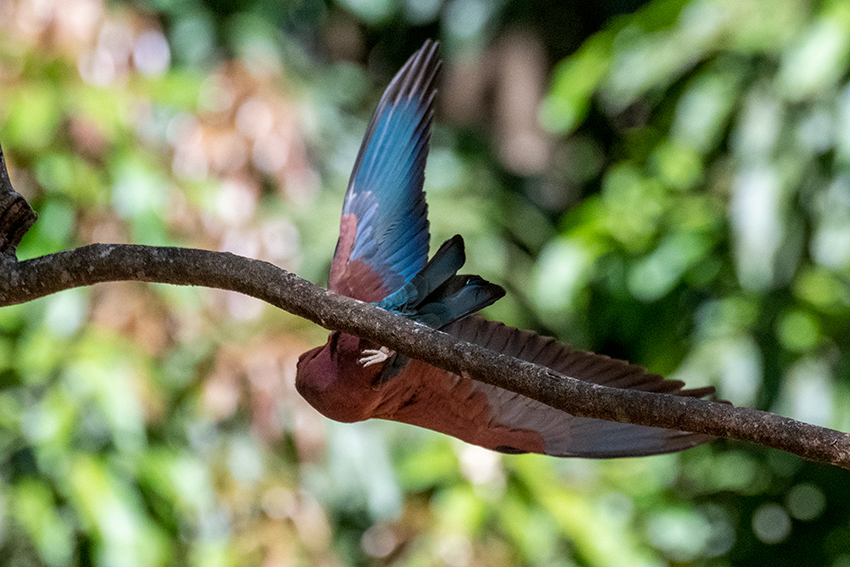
[2,0,850,565]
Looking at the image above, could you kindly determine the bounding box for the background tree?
[0,0,848,566]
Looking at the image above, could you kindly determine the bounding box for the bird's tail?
[377,235,505,329]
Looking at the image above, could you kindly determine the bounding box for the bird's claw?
[359,347,394,367]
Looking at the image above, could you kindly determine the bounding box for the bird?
[295,39,716,458]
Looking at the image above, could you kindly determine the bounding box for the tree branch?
[2,141,849,469]
[1,242,849,469]
[0,144,37,259]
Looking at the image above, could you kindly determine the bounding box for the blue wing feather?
[329,40,441,301]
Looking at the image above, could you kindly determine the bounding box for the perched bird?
[296,40,715,458]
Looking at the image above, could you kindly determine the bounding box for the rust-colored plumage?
[296,40,716,458]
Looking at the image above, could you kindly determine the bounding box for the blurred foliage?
[1,0,850,566]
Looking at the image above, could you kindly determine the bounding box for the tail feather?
[407,235,466,308]
[378,235,465,312]
[376,236,504,329]
[415,275,505,328]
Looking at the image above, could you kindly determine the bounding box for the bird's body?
[297,325,548,453]
[296,40,716,458]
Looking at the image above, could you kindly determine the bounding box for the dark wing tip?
[375,39,442,125]
[348,38,443,197]
[389,39,442,101]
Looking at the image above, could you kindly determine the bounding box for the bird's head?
[295,331,384,422]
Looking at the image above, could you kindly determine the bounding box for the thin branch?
[0,143,37,258]
[1,243,849,469]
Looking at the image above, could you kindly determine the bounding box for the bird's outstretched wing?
[374,316,715,458]
[304,39,716,458]
[329,40,441,302]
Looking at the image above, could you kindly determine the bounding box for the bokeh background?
[1,0,850,565]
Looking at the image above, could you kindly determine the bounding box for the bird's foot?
[359,346,395,367]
